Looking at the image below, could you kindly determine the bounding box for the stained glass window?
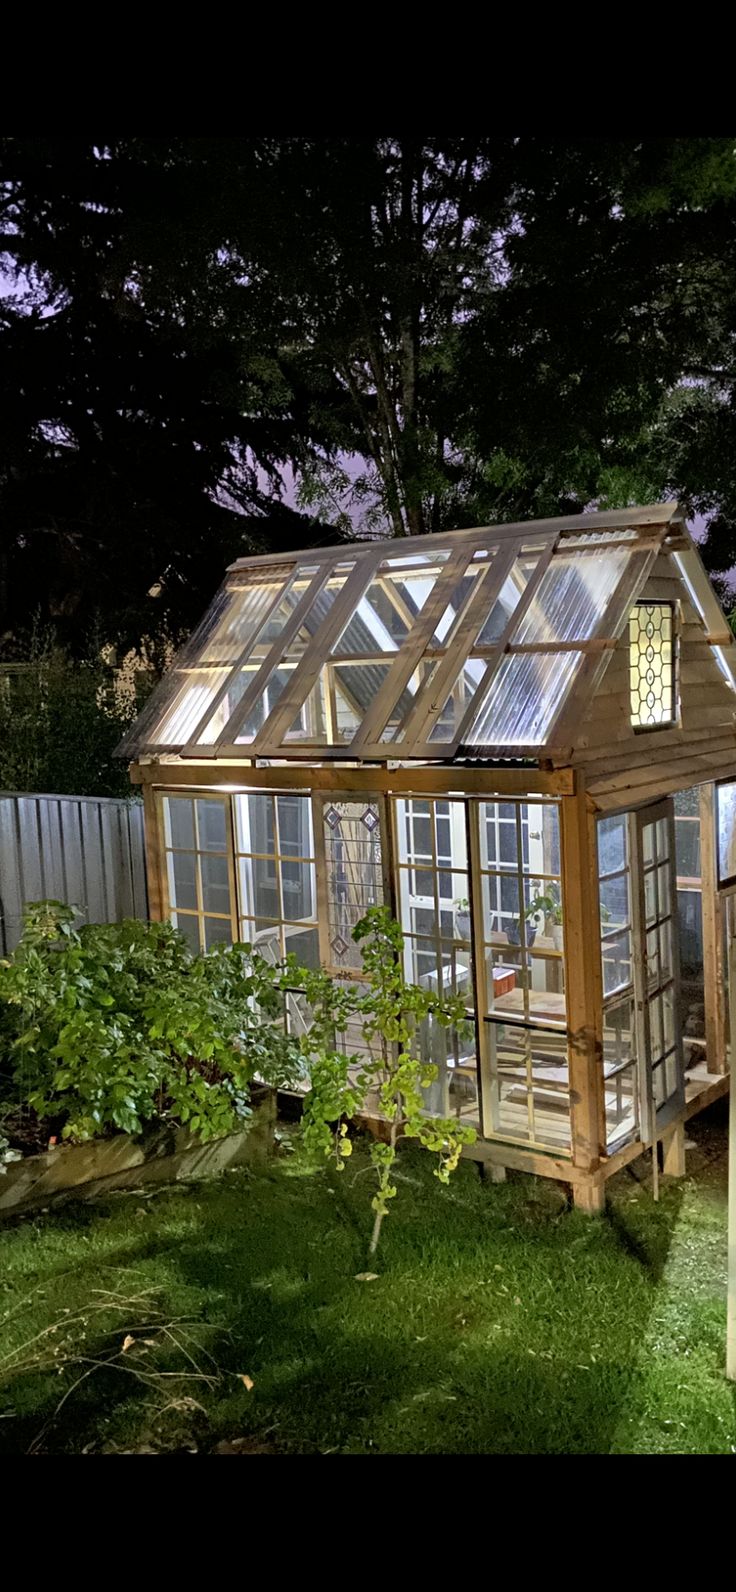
[629,602,676,728]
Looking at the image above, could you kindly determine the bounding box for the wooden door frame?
[631,797,686,1143]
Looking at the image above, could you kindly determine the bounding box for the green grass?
[1,1104,734,1454]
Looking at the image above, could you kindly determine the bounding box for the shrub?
[0,902,304,1143]
[0,624,166,798]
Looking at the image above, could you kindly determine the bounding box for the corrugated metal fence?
[0,793,149,955]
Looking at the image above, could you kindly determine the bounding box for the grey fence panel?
[0,793,149,954]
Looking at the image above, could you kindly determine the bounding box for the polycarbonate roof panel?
[120,503,689,762]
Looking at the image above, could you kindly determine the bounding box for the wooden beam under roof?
[226,503,683,574]
[130,759,576,796]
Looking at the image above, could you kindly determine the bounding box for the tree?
[172,136,736,552]
[5,134,736,656]
[0,138,339,653]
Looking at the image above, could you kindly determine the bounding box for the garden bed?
[0,1087,276,1219]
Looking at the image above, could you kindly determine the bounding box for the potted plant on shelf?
[454,898,472,942]
[547,892,564,951]
[506,883,557,948]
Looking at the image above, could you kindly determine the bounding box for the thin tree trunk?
[368,1112,400,1257]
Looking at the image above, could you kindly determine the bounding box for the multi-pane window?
[393,798,477,1122]
[639,812,681,1119]
[163,795,234,953]
[674,788,705,1054]
[395,798,472,1002]
[479,801,564,1027]
[477,799,568,1152]
[716,779,736,887]
[162,791,319,968]
[629,601,676,728]
[598,814,638,1148]
[392,797,569,1148]
[234,793,318,968]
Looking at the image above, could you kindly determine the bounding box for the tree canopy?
[3,135,736,655]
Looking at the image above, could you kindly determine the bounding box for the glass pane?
[335,556,449,655]
[482,870,522,932]
[426,659,486,742]
[662,987,676,1052]
[598,814,627,876]
[200,853,231,916]
[206,578,289,664]
[168,851,197,912]
[512,552,629,645]
[155,670,232,745]
[649,994,663,1061]
[238,855,279,921]
[165,797,195,851]
[467,651,583,745]
[204,917,233,950]
[418,1016,479,1124]
[717,781,736,884]
[678,888,703,980]
[123,580,264,752]
[602,930,632,996]
[196,799,227,852]
[646,927,661,987]
[174,913,201,953]
[475,556,542,645]
[281,859,316,921]
[599,873,630,927]
[276,796,313,858]
[284,925,320,970]
[239,919,283,960]
[675,817,701,882]
[235,793,275,856]
[256,571,321,645]
[431,565,486,646]
[284,677,330,743]
[644,866,658,925]
[486,1019,570,1150]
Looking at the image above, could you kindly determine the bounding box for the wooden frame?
[157,788,239,952]
[125,504,691,764]
[630,798,685,1145]
[127,501,736,1214]
[699,783,728,1075]
[628,599,678,733]
[141,765,732,1210]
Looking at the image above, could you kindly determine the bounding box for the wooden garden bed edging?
[0,1088,277,1219]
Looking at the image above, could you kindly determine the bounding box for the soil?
[1,1105,71,1156]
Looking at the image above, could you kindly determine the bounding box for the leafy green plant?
[524,882,557,922]
[527,882,562,928]
[0,622,161,798]
[287,906,476,1258]
[0,901,304,1144]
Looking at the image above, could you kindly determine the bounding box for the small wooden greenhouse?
[122,502,736,1210]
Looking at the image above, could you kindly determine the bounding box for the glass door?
[632,799,685,1139]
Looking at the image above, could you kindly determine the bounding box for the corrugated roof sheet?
[121,503,698,765]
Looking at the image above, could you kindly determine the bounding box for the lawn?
[1,1104,734,1455]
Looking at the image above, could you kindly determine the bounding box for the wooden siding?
[560,551,736,809]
